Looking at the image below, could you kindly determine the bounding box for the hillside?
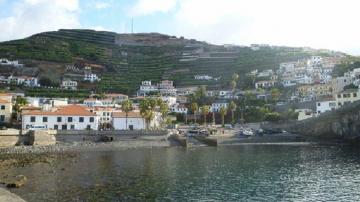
[0,29,344,94]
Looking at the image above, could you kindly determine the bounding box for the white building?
[83,98,102,107]
[84,74,100,82]
[194,75,213,80]
[331,76,354,94]
[112,111,160,130]
[255,80,276,89]
[91,106,121,127]
[335,89,360,107]
[282,80,297,87]
[160,96,177,107]
[211,101,228,112]
[61,80,78,90]
[83,98,114,107]
[295,109,315,120]
[22,105,98,130]
[158,80,176,96]
[316,98,337,114]
[138,81,158,95]
[170,103,188,114]
[8,76,39,87]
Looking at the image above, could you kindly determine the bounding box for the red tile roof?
[0,99,10,103]
[22,105,96,116]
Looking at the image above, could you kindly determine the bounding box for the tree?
[230,80,237,92]
[159,101,169,127]
[121,99,133,130]
[139,98,155,130]
[200,105,210,126]
[190,102,198,124]
[229,101,237,124]
[219,106,227,127]
[232,73,239,81]
[270,88,281,101]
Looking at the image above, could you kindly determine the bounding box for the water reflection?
[10,145,360,201]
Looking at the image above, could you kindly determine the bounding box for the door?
[129,125,134,130]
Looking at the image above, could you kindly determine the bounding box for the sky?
[0,0,359,55]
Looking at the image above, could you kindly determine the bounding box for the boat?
[239,127,255,136]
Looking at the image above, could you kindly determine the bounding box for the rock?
[6,175,27,188]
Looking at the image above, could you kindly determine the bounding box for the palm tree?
[229,101,237,124]
[140,98,152,130]
[190,102,198,124]
[121,99,133,130]
[232,73,239,81]
[200,105,210,126]
[159,101,169,127]
[219,106,227,127]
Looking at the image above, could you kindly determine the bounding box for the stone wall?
[0,129,21,148]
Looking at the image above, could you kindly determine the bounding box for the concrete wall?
[22,115,98,130]
[0,129,21,147]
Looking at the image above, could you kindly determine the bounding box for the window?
[43,117,48,122]
[338,102,342,106]
[317,111,321,114]
[79,117,84,122]
[103,112,106,116]
[89,117,94,122]
[0,115,4,122]
[68,117,73,122]
[57,117,62,122]
[353,93,357,97]
[337,94,341,98]
[317,103,320,106]
[70,125,75,130]
[54,125,58,130]
[87,125,91,130]
[62,125,67,130]
[30,116,36,122]
[1,105,5,110]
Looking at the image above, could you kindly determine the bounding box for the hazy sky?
[0,0,359,55]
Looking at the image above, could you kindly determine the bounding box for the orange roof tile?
[0,99,10,103]
[112,111,142,118]
[23,105,96,116]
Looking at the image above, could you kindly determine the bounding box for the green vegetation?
[25,88,90,98]
[0,29,330,95]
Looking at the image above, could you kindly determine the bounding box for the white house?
[83,98,102,107]
[83,98,114,107]
[161,96,177,107]
[194,75,213,80]
[91,106,121,127]
[84,74,100,82]
[22,105,98,130]
[295,109,315,120]
[170,103,188,114]
[316,98,337,114]
[61,80,78,90]
[112,111,160,130]
[255,80,276,89]
[138,80,158,95]
[211,101,228,112]
[335,88,360,107]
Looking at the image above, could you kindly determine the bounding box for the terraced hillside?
[0,29,340,94]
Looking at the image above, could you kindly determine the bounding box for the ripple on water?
[7,145,360,201]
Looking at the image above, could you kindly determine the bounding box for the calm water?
[10,145,360,201]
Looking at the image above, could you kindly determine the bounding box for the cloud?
[0,0,80,42]
[94,2,110,9]
[129,0,177,17]
[171,0,360,54]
